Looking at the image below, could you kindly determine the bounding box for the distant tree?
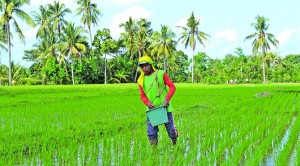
[244,15,279,83]
[109,69,129,83]
[76,0,101,47]
[223,53,238,81]
[119,17,138,81]
[134,18,152,81]
[93,28,118,84]
[0,0,35,86]
[57,22,88,85]
[31,5,51,39]
[0,64,8,84]
[281,54,300,82]
[150,25,177,72]
[167,50,189,82]
[265,52,281,81]
[207,58,227,84]
[31,4,54,54]
[119,17,137,59]
[177,12,210,83]
[234,47,247,82]
[48,1,71,36]
[193,52,209,83]
[0,27,7,52]
[246,55,262,83]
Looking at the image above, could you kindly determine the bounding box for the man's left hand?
[164,99,169,107]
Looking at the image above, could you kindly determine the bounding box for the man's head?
[138,56,155,75]
[139,62,152,75]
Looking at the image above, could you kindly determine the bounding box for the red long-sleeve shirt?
[139,72,176,106]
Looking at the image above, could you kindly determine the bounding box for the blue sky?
[2,0,300,67]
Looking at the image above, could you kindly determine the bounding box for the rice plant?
[0,83,299,165]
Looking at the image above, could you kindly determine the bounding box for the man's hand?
[147,102,155,109]
[164,99,169,107]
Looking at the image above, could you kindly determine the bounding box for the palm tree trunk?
[71,62,75,85]
[240,66,243,80]
[104,54,107,84]
[131,64,135,82]
[192,49,194,83]
[127,45,135,82]
[134,50,142,82]
[6,23,12,86]
[129,39,135,82]
[88,26,93,49]
[262,49,266,83]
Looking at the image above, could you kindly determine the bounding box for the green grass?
[0,83,299,165]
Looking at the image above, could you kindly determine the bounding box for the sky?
[1,0,300,67]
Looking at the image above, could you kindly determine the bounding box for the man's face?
[139,63,152,75]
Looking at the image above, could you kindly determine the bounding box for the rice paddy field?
[0,83,299,165]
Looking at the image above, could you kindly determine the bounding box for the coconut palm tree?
[32,5,51,39]
[0,27,7,55]
[177,12,210,83]
[75,0,101,47]
[0,0,35,86]
[0,64,8,84]
[93,28,118,84]
[150,25,177,72]
[57,22,88,85]
[48,1,71,37]
[136,18,152,57]
[134,18,152,81]
[0,26,6,43]
[119,17,138,81]
[110,69,129,83]
[244,15,279,83]
[34,31,58,65]
[119,17,137,60]
[32,4,61,74]
[120,18,152,82]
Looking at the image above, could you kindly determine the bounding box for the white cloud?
[173,18,188,35]
[277,28,295,45]
[215,28,238,42]
[174,17,188,28]
[108,6,151,38]
[295,26,300,40]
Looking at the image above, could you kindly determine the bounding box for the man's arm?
[163,73,176,100]
[139,85,155,108]
[163,73,176,107]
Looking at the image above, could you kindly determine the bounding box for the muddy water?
[262,117,297,165]
[288,133,300,166]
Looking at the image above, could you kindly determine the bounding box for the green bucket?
[146,106,169,126]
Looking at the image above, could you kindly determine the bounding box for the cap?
[138,56,153,66]
[138,61,149,66]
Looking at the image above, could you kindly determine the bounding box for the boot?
[149,138,158,145]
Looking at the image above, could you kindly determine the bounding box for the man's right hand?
[147,102,155,109]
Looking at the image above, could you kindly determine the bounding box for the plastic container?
[146,106,169,126]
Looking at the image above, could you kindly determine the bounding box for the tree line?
[0,0,299,86]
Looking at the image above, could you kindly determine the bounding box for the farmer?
[137,55,178,145]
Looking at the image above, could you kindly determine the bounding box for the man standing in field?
[137,55,178,145]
